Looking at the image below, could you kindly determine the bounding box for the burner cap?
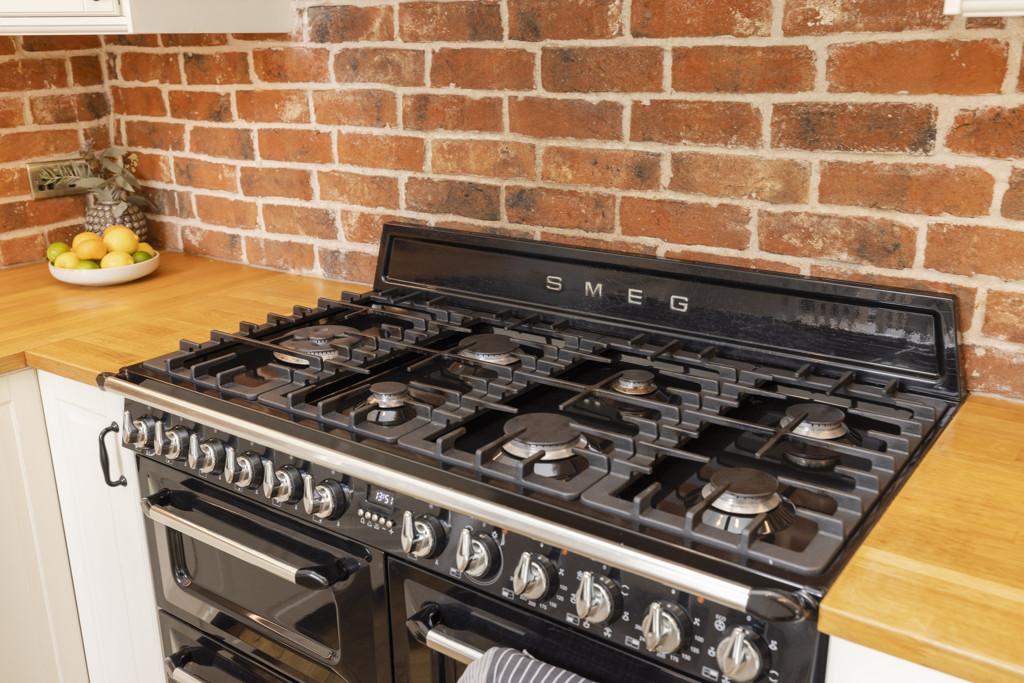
[294,325,362,344]
[273,325,362,366]
[780,403,849,440]
[612,369,657,395]
[703,467,782,515]
[459,334,521,365]
[369,381,409,408]
[502,413,586,461]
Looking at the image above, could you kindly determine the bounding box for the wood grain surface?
[820,395,1024,682]
[0,253,363,384]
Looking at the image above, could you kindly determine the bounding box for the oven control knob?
[122,411,156,450]
[225,449,262,489]
[189,438,226,474]
[154,423,190,462]
[640,602,690,655]
[574,572,622,625]
[511,552,557,602]
[262,462,302,504]
[400,511,446,559]
[716,627,768,683]
[454,527,500,579]
[302,473,346,520]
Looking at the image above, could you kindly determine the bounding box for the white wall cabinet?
[0,369,89,683]
[38,370,163,683]
[0,0,294,35]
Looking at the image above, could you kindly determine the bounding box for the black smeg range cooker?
[102,224,963,683]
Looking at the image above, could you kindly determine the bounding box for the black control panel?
[124,401,823,683]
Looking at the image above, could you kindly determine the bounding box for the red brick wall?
[0,35,109,265]
[4,1,1024,398]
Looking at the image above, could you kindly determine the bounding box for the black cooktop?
[118,224,962,585]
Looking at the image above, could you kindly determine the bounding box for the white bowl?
[48,252,160,287]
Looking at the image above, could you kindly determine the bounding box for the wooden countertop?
[820,394,1024,682]
[3,251,1021,681]
[0,252,363,384]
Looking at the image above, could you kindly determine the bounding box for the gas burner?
[364,381,415,426]
[701,468,797,536]
[781,442,842,470]
[459,334,521,365]
[703,468,781,515]
[611,369,657,396]
[780,403,849,440]
[273,325,363,366]
[368,381,410,408]
[498,413,588,478]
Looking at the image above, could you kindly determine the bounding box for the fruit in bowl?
[46,226,159,286]
[47,226,156,270]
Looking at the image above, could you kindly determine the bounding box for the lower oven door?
[161,611,296,682]
[140,458,390,683]
[389,559,697,683]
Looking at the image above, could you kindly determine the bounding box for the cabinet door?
[38,371,163,683]
[0,0,118,15]
[0,370,89,683]
[827,638,966,683]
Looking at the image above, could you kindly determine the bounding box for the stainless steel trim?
[164,659,207,683]
[424,626,484,666]
[110,377,756,614]
[142,498,304,585]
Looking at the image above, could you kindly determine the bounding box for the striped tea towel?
[459,648,597,683]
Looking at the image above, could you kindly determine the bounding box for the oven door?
[140,458,390,683]
[161,611,296,682]
[389,559,697,683]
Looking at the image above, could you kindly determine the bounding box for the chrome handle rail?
[108,375,812,622]
[141,497,345,589]
[424,626,484,666]
[164,658,207,683]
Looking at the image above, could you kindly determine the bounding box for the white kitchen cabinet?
[38,370,163,683]
[0,0,294,35]
[827,637,967,683]
[0,369,89,683]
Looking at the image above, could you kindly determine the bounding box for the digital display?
[368,486,395,509]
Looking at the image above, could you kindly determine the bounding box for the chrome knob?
[454,527,499,579]
[640,602,690,655]
[262,462,301,504]
[121,411,155,449]
[511,552,556,602]
[574,571,621,625]
[716,627,767,683]
[400,511,446,559]
[302,473,346,520]
[189,438,225,474]
[225,449,261,488]
[186,434,200,468]
[154,423,190,461]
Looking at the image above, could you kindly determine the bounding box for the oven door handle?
[424,625,484,666]
[406,603,485,666]
[164,657,207,683]
[142,497,352,589]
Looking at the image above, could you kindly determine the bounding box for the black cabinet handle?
[98,421,127,488]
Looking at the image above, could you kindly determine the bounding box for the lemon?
[54,252,80,269]
[132,251,153,263]
[101,251,134,269]
[74,239,107,261]
[46,242,70,263]
[71,231,101,248]
[103,226,139,254]
[75,260,101,270]
[136,242,157,256]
